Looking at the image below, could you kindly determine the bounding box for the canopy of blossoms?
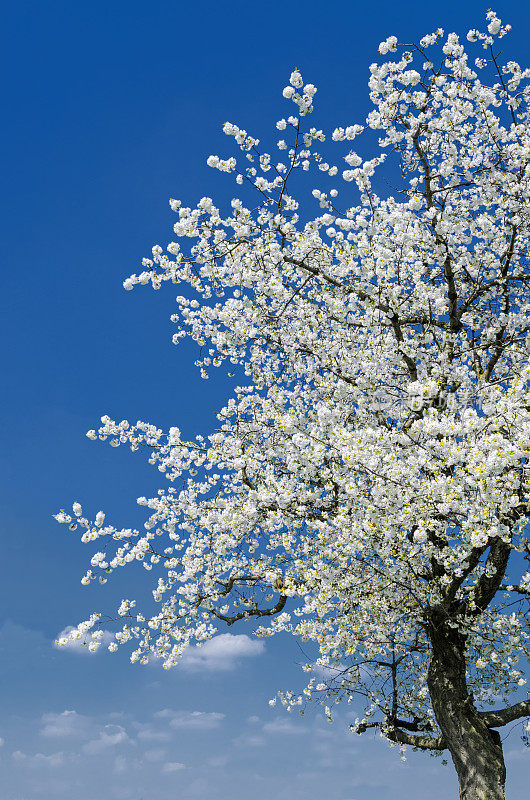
[55,10,529,748]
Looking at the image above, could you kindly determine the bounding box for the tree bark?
[427,616,506,800]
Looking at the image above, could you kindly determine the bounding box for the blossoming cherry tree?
[56,12,529,800]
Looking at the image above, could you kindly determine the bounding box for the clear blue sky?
[1,1,528,797]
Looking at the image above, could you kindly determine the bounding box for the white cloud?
[163,761,185,773]
[180,633,264,672]
[54,626,115,655]
[114,755,127,774]
[33,751,66,767]
[40,710,91,738]
[207,755,229,768]
[311,662,348,678]
[144,748,167,762]
[134,723,172,742]
[0,736,4,747]
[263,718,306,735]
[11,750,65,767]
[233,733,266,748]
[107,711,129,721]
[82,725,129,755]
[154,710,225,730]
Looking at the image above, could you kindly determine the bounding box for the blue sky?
[1,0,529,797]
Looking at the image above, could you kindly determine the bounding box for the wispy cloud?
[262,718,306,735]
[12,750,66,768]
[163,761,185,772]
[40,710,92,738]
[82,724,129,755]
[134,723,173,743]
[233,733,266,748]
[142,747,165,762]
[154,710,225,730]
[180,633,264,672]
[207,755,229,768]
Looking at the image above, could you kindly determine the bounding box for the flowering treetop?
[55,10,529,755]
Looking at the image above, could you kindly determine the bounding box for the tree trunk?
[427,618,506,800]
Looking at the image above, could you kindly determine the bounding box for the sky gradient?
[2,0,529,797]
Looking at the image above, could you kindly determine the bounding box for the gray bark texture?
[427,614,506,800]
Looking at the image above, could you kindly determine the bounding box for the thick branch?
[479,699,530,728]
[355,721,446,751]
[443,545,486,607]
[472,540,511,613]
[206,594,287,626]
[386,726,447,751]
